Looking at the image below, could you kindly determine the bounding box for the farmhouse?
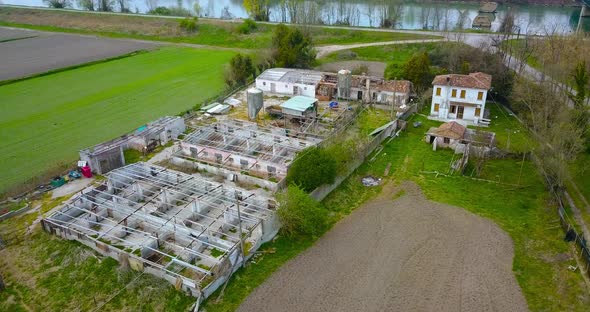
[256,68,414,107]
[255,68,322,97]
[43,162,279,299]
[429,72,492,126]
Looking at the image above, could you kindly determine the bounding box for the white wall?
[255,79,316,97]
[431,85,487,122]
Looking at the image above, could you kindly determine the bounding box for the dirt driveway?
[239,182,528,312]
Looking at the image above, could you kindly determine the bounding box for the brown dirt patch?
[239,181,528,312]
[0,27,156,81]
[316,60,387,78]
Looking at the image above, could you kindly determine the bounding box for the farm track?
[239,182,528,312]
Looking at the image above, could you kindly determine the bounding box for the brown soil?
[239,181,528,312]
[316,60,387,78]
[0,27,156,81]
[0,7,184,37]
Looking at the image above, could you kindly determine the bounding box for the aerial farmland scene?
[0,0,589,311]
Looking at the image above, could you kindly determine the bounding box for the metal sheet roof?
[280,96,317,112]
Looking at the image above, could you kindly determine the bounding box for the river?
[3,0,589,33]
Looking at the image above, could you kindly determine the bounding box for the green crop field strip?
[0,47,234,194]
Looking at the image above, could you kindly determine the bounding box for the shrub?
[148,6,171,15]
[276,185,329,237]
[272,24,316,69]
[237,18,258,34]
[179,18,198,33]
[286,147,337,192]
[224,53,256,88]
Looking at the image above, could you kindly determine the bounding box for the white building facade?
[255,68,321,98]
[430,72,492,125]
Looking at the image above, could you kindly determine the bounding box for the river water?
[4,0,589,34]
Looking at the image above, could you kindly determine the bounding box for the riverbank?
[0,6,439,49]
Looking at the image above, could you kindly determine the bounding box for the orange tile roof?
[432,72,492,90]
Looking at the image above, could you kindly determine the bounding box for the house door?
[271,83,276,93]
[357,91,363,100]
[293,86,299,95]
[457,106,464,119]
[475,107,481,117]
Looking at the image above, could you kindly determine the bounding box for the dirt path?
[239,182,528,312]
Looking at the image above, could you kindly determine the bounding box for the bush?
[237,19,258,34]
[384,62,404,80]
[225,53,256,88]
[179,18,198,33]
[148,6,171,15]
[276,185,329,237]
[286,147,337,192]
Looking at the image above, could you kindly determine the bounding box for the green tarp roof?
[280,96,317,112]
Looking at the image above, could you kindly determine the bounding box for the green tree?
[225,54,256,88]
[403,52,432,91]
[243,0,270,21]
[276,185,329,237]
[272,24,316,69]
[44,0,71,8]
[286,147,337,192]
[568,61,590,150]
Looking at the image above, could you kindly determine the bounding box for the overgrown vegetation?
[271,24,316,69]
[178,17,198,33]
[225,53,256,88]
[276,185,329,237]
[286,147,337,192]
[237,19,258,34]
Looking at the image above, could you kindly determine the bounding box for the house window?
[190,147,198,158]
[478,91,484,100]
[460,90,466,99]
[215,153,223,163]
[263,82,266,86]
[240,159,249,169]
[436,87,441,96]
[451,89,457,97]
[304,87,307,90]
[444,137,450,144]
[434,103,440,112]
[450,105,456,114]
[202,151,208,158]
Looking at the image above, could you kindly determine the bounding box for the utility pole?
[235,191,246,268]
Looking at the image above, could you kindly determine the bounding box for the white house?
[255,68,322,98]
[430,72,492,125]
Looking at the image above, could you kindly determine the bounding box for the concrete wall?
[171,157,281,191]
[255,79,316,97]
[310,120,398,201]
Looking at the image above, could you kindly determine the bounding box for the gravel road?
[239,182,528,312]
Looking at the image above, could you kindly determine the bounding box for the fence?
[557,204,590,278]
[310,119,398,201]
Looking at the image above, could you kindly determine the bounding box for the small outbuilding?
[426,121,496,153]
[280,96,318,119]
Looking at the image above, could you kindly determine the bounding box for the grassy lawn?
[318,41,446,65]
[0,46,234,195]
[204,109,589,311]
[478,102,535,153]
[0,7,439,49]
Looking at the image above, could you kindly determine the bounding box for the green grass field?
[318,41,445,64]
[0,7,440,50]
[0,46,234,195]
